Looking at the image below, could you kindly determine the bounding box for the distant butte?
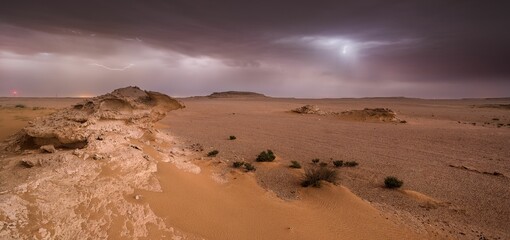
[207,91,267,98]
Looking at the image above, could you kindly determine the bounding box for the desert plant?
[301,167,338,188]
[15,104,26,108]
[289,161,301,169]
[311,158,320,164]
[244,163,256,172]
[384,176,403,189]
[344,161,358,167]
[207,150,219,157]
[332,160,343,167]
[256,150,275,162]
[233,161,245,168]
[319,162,328,167]
[229,135,237,140]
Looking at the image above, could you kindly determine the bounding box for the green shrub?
[229,135,237,140]
[233,161,245,168]
[384,176,403,189]
[207,150,219,157]
[301,167,338,188]
[333,160,343,167]
[289,161,301,169]
[311,159,320,164]
[344,161,358,167]
[15,104,26,108]
[244,163,256,172]
[256,150,275,162]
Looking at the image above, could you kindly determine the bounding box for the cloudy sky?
[1,0,509,98]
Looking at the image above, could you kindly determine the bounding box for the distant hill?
[207,91,267,98]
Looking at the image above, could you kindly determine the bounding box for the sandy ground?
[0,96,509,239]
[0,98,81,140]
[158,97,510,239]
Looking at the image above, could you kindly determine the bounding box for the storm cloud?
[1,0,509,97]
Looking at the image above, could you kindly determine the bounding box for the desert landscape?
[2,1,510,239]
[0,88,509,239]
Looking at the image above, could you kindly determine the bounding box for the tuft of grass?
[256,150,276,162]
[333,160,343,167]
[244,163,256,172]
[301,167,338,188]
[319,162,328,167]
[384,176,403,189]
[15,104,26,108]
[344,161,358,167]
[289,161,302,169]
[233,161,245,168]
[207,150,219,157]
[311,158,320,164]
[229,135,237,140]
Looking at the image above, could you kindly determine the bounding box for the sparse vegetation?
[207,150,219,157]
[15,104,26,108]
[384,176,403,189]
[233,161,245,168]
[333,160,343,167]
[301,167,338,188]
[319,162,328,167]
[229,135,237,140]
[256,150,275,162]
[244,163,256,172]
[289,161,302,169]
[311,158,320,164]
[233,161,255,172]
[344,161,358,167]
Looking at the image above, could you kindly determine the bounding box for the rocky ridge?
[0,87,197,239]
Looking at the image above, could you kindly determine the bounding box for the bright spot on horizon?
[11,90,18,96]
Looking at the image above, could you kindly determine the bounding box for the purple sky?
[1,0,509,98]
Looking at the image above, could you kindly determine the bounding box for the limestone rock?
[20,159,36,168]
[291,105,326,115]
[4,86,184,152]
[40,145,56,153]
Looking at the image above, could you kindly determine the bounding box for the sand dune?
[141,160,423,240]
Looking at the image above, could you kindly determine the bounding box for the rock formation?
[292,105,404,123]
[291,105,326,115]
[340,108,403,122]
[0,87,193,239]
[208,91,266,98]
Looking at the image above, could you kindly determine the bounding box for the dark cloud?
[0,0,509,97]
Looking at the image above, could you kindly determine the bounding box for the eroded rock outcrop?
[291,105,404,123]
[0,87,192,239]
[340,108,403,122]
[291,105,326,115]
[4,86,182,152]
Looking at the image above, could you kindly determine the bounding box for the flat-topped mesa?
[208,91,266,98]
[3,86,183,151]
